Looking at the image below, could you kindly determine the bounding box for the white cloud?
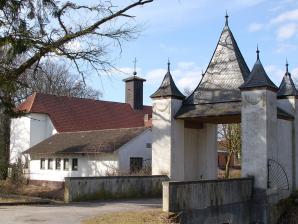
[230,0,265,7]
[276,23,298,40]
[291,67,298,80]
[275,43,297,53]
[271,8,298,24]
[265,65,284,84]
[248,23,264,32]
[145,61,203,92]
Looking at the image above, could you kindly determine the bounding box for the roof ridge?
[32,92,151,107]
[27,92,37,112]
[58,126,147,134]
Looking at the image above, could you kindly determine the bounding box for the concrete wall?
[29,154,118,182]
[10,113,56,164]
[152,98,185,180]
[118,129,152,173]
[64,175,168,202]
[163,178,253,224]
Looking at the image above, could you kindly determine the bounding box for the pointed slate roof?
[239,48,278,91]
[277,62,298,98]
[183,16,250,105]
[150,62,185,99]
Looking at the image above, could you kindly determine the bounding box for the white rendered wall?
[277,119,293,195]
[29,113,57,147]
[117,129,152,173]
[29,154,118,182]
[278,97,298,191]
[152,98,185,180]
[184,124,217,181]
[241,90,277,189]
[10,113,56,164]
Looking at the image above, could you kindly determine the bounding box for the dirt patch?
[0,180,64,201]
[83,209,179,224]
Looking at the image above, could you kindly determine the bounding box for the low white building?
[24,127,152,184]
[10,72,152,185]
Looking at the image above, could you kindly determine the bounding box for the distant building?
[10,73,152,185]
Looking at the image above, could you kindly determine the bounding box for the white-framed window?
[55,158,61,170]
[48,158,54,170]
[63,158,70,171]
[72,158,78,171]
[40,158,46,170]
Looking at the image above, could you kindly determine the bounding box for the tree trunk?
[224,153,233,179]
[0,109,10,180]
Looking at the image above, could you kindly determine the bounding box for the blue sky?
[81,0,298,105]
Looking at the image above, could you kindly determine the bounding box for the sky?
[79,0,298,105]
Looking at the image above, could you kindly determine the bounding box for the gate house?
[151,14,298,223]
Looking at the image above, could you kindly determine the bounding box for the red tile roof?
[17,93,152,132]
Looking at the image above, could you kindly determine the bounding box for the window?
[130,157,143,173]
[63,159,70,171]
[56,158,61,170]
[48,159,54,170]
[72,158,78,171]
[146,143,152,148]
[40,158,46,170]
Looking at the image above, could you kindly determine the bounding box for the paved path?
[0,198,162,224]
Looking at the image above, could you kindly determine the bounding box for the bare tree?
[218,123,241,178]
[0,0,153,179]
[0,0,154,115]
[18,60,102,100]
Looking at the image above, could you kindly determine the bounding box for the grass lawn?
[0,180,63,200]
[0,196,31,203]
[83,209,178,224]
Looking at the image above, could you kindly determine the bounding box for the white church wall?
[10,113,57,164]
[30,113,57,147]
[117,129,152,174]
[29,154,118,182]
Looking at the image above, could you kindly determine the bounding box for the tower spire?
[225,11,229,26]
[256,45,260,60]
[167,58,171,72]
[286,58,289,74]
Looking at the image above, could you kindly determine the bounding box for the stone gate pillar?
[239,49,278,190]
[150,62,185,181]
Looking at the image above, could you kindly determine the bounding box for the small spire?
[286,58,289,74]
[256,45,260,60]
[225,10,229,26]
[167,58,171,72]
[133,57,137,76]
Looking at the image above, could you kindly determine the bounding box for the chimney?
[123,74,146,110]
